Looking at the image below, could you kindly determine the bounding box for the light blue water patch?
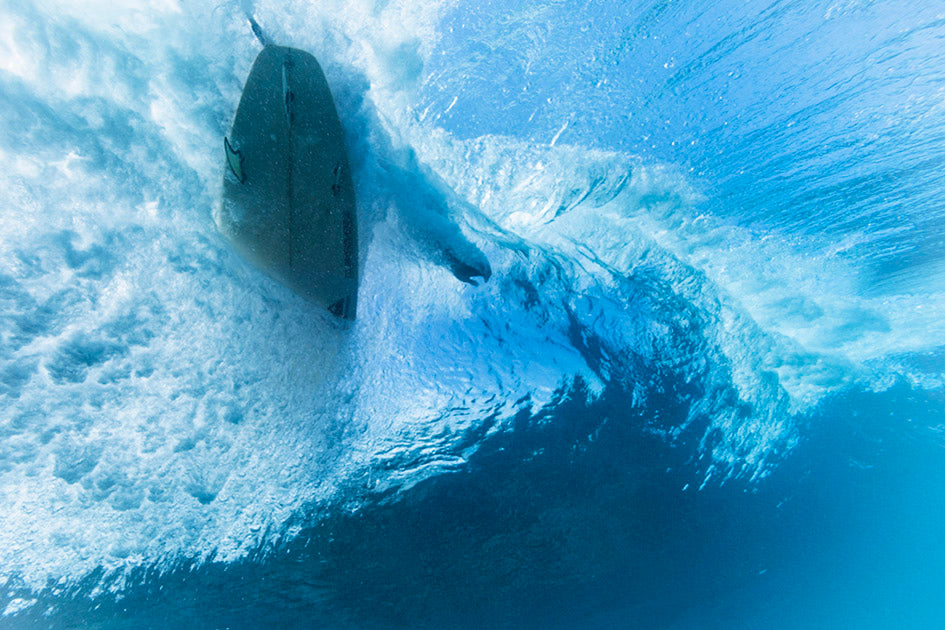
[424,0,945,294]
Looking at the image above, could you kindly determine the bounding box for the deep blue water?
[1,0,943,628]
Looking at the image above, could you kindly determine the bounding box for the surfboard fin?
[328,296,356,320]
[224,137,245,183]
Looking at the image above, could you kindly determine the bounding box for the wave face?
[1,0,943,627]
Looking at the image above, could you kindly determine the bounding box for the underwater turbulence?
[0,0,943,628]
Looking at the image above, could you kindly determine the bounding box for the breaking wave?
[0,0,942,621]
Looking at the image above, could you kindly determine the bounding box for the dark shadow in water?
[5,381,944,630]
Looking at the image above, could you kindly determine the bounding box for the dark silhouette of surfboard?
[217,44,358,320]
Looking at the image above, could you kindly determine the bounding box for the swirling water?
[0,0,943,628]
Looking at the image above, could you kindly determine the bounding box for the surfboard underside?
[216,45,358,320]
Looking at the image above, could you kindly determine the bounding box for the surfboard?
[216,45,358,320]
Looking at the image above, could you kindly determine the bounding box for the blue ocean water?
[1,0,943,628]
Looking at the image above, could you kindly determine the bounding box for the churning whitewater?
[1,0,943,627]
